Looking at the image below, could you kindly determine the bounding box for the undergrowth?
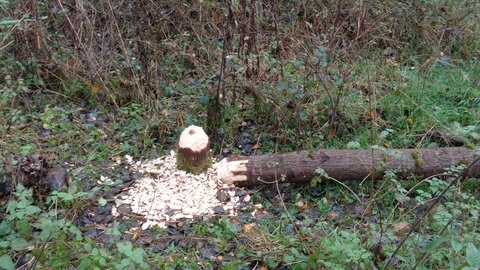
[1,0,479,269]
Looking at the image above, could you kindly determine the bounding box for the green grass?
[1,0,479,269]
[1,61,479,269]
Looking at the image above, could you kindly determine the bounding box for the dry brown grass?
[1,0,478,108]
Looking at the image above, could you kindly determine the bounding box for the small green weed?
[0,183,154,270]
[1,0,479,268]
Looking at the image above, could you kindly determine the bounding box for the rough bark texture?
[216,147,480,186]
[177,125,210,173]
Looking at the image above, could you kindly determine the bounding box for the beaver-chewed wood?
[215,147,480,186]
[177,125,211,174]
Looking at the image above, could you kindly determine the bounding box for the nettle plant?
[0,184,86,268]
[387,165,480,268]
[0,183,150,269]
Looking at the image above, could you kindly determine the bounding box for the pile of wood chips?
[113,151,259,229]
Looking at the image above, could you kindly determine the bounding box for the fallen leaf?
[144,237,153,245]
[229,217,241,226]
[91,84,100,95]
[363,206,372,217]
[252,143,261,150]
[295,200,308,211]
[95,224,109,230]
[244,223,256,234]
[370,109,376,122]
[392,221,411,237]
[295,200,305,208]
[327,211,340,219]
[328,128,336,137]
[406,117,413,125]
[253,210,266,218]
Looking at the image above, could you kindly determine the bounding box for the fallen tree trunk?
[215,147,480,186]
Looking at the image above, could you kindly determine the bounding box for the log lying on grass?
[215,147,480,186]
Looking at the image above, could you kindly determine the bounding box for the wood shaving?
[113,151,254,229]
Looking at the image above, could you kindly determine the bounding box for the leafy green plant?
[114,241,148,269]
[1,184,92,268]
[1,0,479,268]
[379,163,480,269]
[313,230,373,269]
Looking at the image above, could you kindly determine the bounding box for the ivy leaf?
[24,205,41,216]
[0,254,14,270]
[346,141,361,149]
[315,168,330,180]
[450,238,463,253]
[283,254,295,264]
[0,221,12,236]
[117,258,131,269]
[314,45,326,58]
[199,95,209,106]
[131,248,145,264]
[69,224,83,241]
[466,243,480,267]
[277,81,289,91]
[77,257,92,270]
[293,59,302,68]
[10,238,30,251]
[117,241,133,256]
[421,237,446,253]
[58,192,74,201]
[98,197,107,207]
[300,111,308,122]
[0,19,22,25]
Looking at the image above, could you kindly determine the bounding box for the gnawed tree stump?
[177,125,211,174]
[215,147,480,186]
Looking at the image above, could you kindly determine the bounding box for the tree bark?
[215,147,480,186]
[177,125,210,174]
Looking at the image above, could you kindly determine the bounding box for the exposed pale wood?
[215,147,480,186]
[177,125,210,172]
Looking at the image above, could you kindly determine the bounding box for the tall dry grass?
[1,0,478,106]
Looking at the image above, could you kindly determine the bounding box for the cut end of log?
[177,125,211,174]
[214,157,249,185]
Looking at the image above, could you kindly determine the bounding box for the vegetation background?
[1,0,479,269]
